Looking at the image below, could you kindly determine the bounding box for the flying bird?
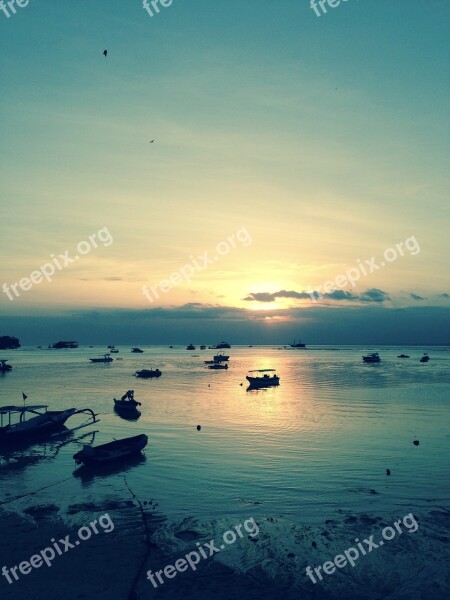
[103,50,108,57]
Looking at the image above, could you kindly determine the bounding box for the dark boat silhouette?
[246,369,280,388]
[73,434,148,466]
[135,368,162,378]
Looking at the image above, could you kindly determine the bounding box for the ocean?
[0,345,449,599]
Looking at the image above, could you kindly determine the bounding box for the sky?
[0,0,449,344]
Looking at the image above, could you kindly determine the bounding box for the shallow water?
[0,345,449,598]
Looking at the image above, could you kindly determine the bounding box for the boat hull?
[246,376,279,388]
[73,434,148,466]
[135,370,161,378]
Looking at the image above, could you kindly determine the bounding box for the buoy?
[386,469,391,476]
[413,440,420,446]
[197,425,201,431]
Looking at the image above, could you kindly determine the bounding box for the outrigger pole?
[47,409,100,439]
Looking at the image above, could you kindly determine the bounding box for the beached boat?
[186,344,196,350]
[208,363,228,370]
[135,368,162,378]
[200,345,206,350]
[73,434,148,466]
[362,352,381,363]
[246,369,280,388]
[110,348,119,353]
[132,347,144,353]
[0,360,12,373]
[0,405,99,445]
[89,354,113,363]
[420,353,430,363]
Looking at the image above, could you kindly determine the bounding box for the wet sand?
[1,502,449,600]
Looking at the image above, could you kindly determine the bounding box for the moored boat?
[89,354,113,363]
[114,398,141,411]
[135,368,162,378]
[0,404,99,446]
[362,352,381,363]
[420,353,430,363]
[209,341,231,349]
[213,352,229,362]
[208,363,228,370]
[132,347,144,353]
[73,434,148,466]
[186,344,196,350]
[290,339,306,348]
[398,354,410,358]
[246,369,280,388]
[52,341,78,349]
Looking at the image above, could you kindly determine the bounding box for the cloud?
[359,288,390,303]
[439,293,449,298]
[410,293,425,301]
[243,288,390,304]
[243,290,317,302]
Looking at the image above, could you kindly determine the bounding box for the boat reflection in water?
[73,453,147,484]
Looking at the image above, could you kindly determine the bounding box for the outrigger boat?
[0,405,99,446]
[246,369,280,388]
[89,354,113,363]
[0,360,12,373]
[73,434,148,466]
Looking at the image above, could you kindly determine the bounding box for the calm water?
[1,345,449,521]
[1,345,449,599]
